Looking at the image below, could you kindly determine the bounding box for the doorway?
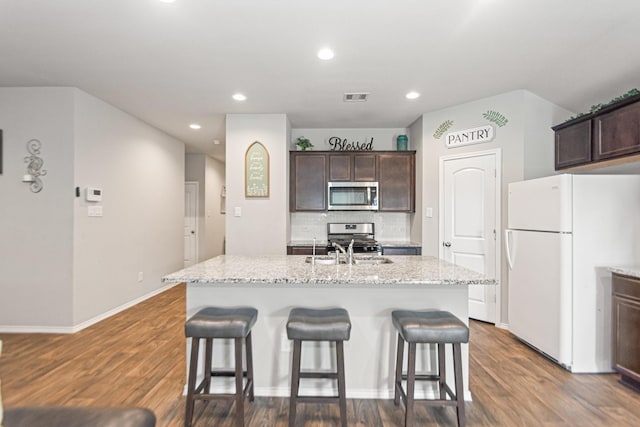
[184,181,199,268]
[439,149,501,323]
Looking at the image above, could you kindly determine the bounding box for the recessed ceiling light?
[232,93,247,101]
[158,0,175,3]
[317,48,335,60]
[189,124,201,130]
[213,140,221,145]
[406,91,420,100]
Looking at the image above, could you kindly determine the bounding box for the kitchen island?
[162,255,495,400]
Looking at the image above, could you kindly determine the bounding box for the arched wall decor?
[245,141,269,198]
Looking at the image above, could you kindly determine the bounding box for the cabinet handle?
[443,242,451,247]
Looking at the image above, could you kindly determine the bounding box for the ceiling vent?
[343,92,369,102]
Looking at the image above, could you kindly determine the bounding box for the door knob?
[443,241,451,247]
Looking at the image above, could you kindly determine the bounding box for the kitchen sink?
[304,255,393,265]
[353,255,393,265]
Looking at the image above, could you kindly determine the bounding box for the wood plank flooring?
[2,283,640,426]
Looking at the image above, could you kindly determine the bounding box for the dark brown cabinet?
[381,246,421,255]
[287,245,328,255]
[290,153,327,211]
[594,101,640,161]
[290,151,415,212]
[612,273,640,391]
[553,94,640,170]
[554,120,592,169]
[378,152,415,212]
[328,153,376,181]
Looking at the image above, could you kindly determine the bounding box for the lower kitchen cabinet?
[287,246,328,256]
[381,246,421,255]
[612,273,640,391]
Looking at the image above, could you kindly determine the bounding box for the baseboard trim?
[0,282,180,334]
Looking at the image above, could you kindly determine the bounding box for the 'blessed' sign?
[328,136,374,151]
[445,125,494,148]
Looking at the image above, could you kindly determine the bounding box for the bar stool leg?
[336,341,348,427]
[185,337,200,427]
[453,343,466,427]
[246,332,255,402]
[232,337,244,427]
[394,334,404,406]
[405,342,416,427]
[204,338,213,393]
[437,343,447,400]
[289,340,302,427]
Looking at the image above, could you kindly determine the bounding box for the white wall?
[0,88,75,328]
[186,153,226,260]
[225,114,290,255]
[420,89,572,324]
[72,89,184,325]
[0,87,185,331]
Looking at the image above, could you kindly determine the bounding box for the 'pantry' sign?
[445,125,494,148]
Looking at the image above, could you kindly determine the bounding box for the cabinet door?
[378,153,415,212]
[328,154,351,181]
[290,153,327,211]
[555,120,592,169]
[354,154,377,181]
[594,101,640,161]
[612,274,640,385]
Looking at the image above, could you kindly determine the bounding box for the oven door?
[327,182,378,211]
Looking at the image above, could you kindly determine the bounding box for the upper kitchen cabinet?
[378,152,416,212]
[594,100,640,161]
[554,120,592,169]
[290,152,327,211]
[328,153,377,181]
[553,93,640,170]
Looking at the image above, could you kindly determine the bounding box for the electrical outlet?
[137,272,144,282]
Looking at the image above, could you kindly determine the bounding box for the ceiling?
[1,1,639,162]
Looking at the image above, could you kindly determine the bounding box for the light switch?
[234,207,242,217]
[88,205,103,217]
[425,207,433,218]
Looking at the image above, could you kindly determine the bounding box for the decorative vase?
[396,135,408,151]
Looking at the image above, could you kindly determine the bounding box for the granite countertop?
[162,255,495,286]
[287,240,421,247]
[609,266,640,279]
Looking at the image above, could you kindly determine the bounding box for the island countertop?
[162,255,495,286]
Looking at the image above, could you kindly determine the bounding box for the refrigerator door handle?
[505,229,514,269]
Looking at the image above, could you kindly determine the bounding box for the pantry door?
[184,181,199,267]
[440,149,500,323]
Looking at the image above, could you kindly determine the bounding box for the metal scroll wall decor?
[24,138,47,193]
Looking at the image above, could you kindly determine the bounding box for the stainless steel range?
[326,222,380,254]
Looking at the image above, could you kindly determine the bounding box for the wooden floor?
[2,283,640,426]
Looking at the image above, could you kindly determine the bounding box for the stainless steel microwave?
[327,181,378,211]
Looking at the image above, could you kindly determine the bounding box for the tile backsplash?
[290,212,411,242]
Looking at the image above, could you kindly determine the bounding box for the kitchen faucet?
[332,240,355,264]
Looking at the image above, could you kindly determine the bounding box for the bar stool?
[184,306,258,427]
[286,307,351,427]
[391,310,469,427]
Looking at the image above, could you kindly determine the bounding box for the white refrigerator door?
[506,229,572,367]
[508,174,572,232]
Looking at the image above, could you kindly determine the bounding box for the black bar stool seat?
[392,309,469,427]
[184,306,258,427]
[286,307,351,427]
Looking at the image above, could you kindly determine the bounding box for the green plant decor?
[483,110,509,127]
[296,137,314,150]
[567,88,640,121]
[433,120,454,139]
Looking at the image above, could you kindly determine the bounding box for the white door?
[184,182,199,268]
[441,151,499,323]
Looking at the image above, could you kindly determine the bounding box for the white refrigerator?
[506,173,640,373]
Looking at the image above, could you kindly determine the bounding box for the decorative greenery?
[295,136,314,150]
[433,120,454,139]
[567,88,640,121]
[483,110,509,127]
